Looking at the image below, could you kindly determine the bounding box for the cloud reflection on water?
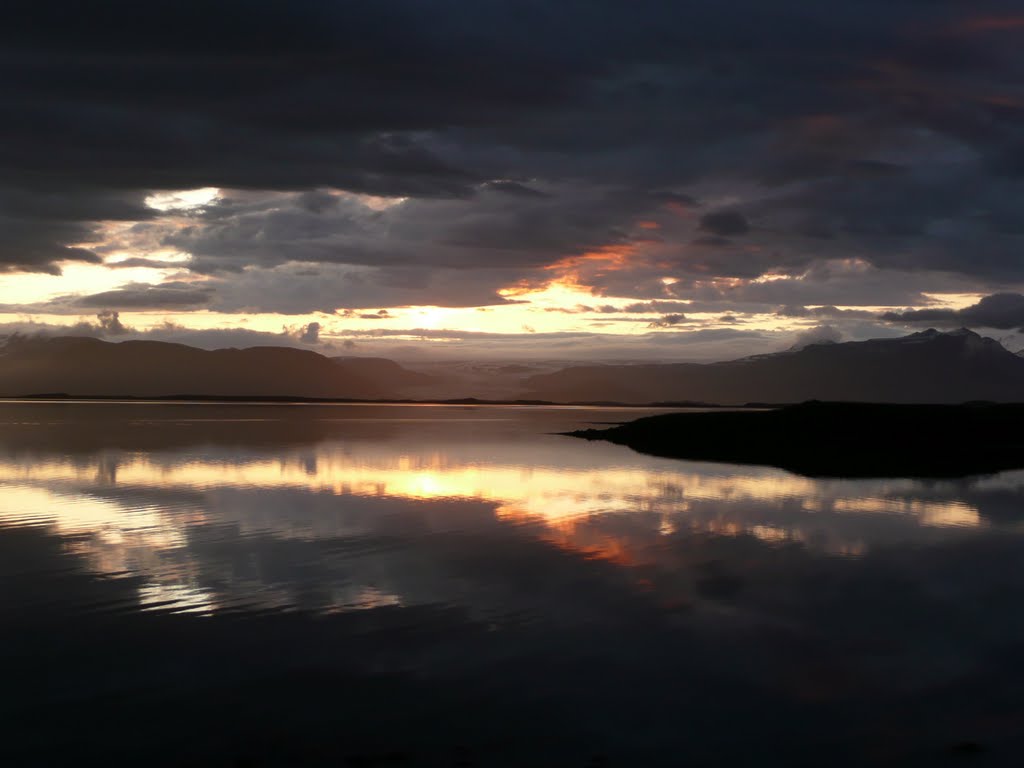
[3,405,1024,765]
[0,403,1015,616]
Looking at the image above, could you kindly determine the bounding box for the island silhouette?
[571,401,1024,478]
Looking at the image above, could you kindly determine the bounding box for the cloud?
[96,310,130,336]
[790,323,843,350]
[0,187,153,272]
[699,210,750,237]
[881,293,1024,331]
[776,304,877,320]
[0,0,1021,359]
[622,301,694,314]
[281,320,323,344]
[647,313,687,328]
[72,282,214,310]
[298,321,321,344]
[673,259,973,309]
[482,180,548,198]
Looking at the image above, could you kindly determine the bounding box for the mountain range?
[524,329,1024,404]
[0,336,435,400]
[0,329,1022,404]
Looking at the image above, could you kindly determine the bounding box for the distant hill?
[526,329,1024,404]
[0,336,435,399]
[6,330,1022,404]
[330,356,438,391]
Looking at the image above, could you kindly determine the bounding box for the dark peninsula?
[570,401,1024,478]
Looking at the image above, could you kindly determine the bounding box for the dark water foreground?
[2,402,1024,766]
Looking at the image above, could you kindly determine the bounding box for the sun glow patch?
[0,264,176,306]
[104,251,193,266]
[145,187,221,212]
[920,292,989,310]
[328,189,407,211]
[751,273,792,284]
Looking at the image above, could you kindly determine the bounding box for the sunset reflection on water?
[4,404,1024,766]
[0,403,1012,616]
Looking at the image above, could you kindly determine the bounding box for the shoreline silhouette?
[569,401,1024,478]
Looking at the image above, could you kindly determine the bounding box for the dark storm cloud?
[72,282,214,309]
[95,309,129,336]
[281,321,322,344]
[166,183,662,278]
[0,0,1023,290]
[647,313,688,329]
[0,187,153,272]
[882,292,1024,331]
[106,258,191,270]
[197,261,533,314]
[0,216,102,274]
[622,301,694,314]
[777,305,877,320]
[698,211,750,237]
[676,260,975,309]
[482,181,549,198]
[0,281,216,315]
[298,322,321,344]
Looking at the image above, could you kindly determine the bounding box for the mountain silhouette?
[526,329,1024,404]
[330,355,437,392]
[0,336,435,399]
[5,330,1023,404]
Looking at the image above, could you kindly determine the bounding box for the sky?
[2,0,1024,361]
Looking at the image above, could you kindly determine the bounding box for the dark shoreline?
[569,401,1024,478]
[0,394,728,408]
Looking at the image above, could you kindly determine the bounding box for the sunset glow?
[5,3,1024,764]
[0,439,988,598]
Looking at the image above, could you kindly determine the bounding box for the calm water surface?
[2,403,1023,766]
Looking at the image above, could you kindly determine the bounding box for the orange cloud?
[799,113,845,135]
[502,243,644,296]
[959,15,1024,33]
[854,59,1023,112]
[664,200,695,217]
[979,93,1024,108]
[549,243,639,271]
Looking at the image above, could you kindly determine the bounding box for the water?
[2,402,1023,766]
